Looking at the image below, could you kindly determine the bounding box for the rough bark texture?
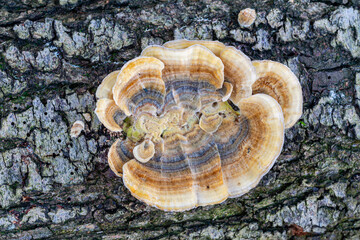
[0,0,360,239]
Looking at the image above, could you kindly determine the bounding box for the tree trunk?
[0,0,360,239]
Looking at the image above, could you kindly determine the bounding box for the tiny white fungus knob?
[133,139,155,163]
[238,8,256,28]
[70,120,85,138]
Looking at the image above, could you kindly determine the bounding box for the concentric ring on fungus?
[95,40,303,211]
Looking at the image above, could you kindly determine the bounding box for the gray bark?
[0,0,360,239]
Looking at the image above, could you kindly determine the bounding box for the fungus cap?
[96,70,120,99]
[163,39,226,56]
[141,44,224,89]
[112,57,165,116]
[218,82,233,102]
[108,139,124,177]
[162,40,257,104]
[252,60,303,128]
[133,139,156,163]
[95,98,125,132]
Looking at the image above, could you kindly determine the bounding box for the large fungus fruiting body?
[95,39,303,211]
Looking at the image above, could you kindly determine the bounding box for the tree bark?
[0,0,360,239]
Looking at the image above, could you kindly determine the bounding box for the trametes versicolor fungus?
[95,39,303,211]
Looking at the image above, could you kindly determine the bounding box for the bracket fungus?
[95,40,303,211]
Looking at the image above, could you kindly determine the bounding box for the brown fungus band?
[95,40,303,211]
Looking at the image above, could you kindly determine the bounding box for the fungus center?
[124,100,239,144]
